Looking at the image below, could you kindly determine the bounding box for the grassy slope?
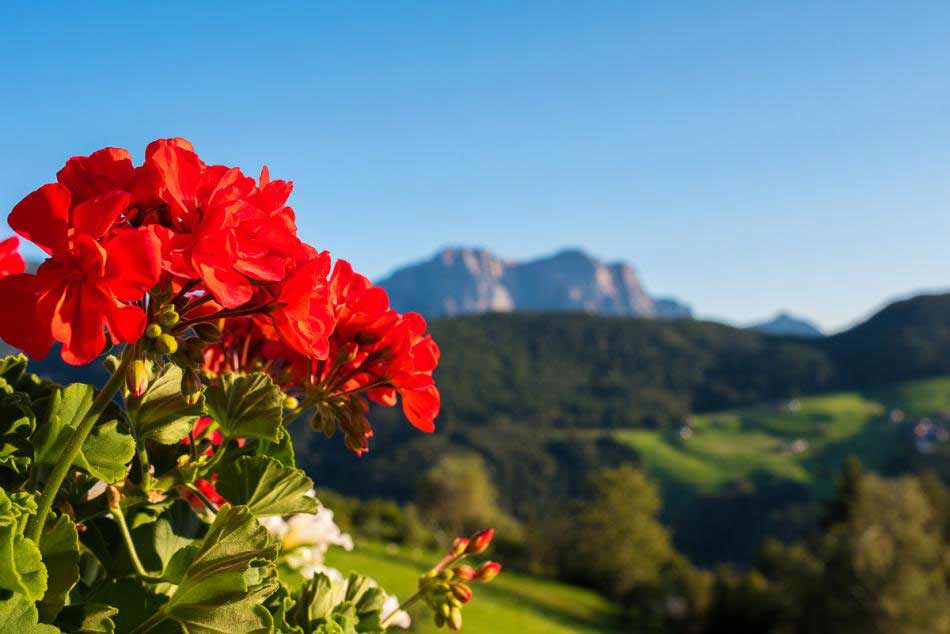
[616,376,950,503]
[325,541,620,634]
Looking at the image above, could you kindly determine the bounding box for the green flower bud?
[156,334,178,355]
[181,369,203,406]
[158,308,180,327]
[126,359,149,398]
[145,323,162,339]
[448,606,462,631]
[284,395,300,411]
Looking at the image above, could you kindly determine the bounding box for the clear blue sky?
[2,2,950,331]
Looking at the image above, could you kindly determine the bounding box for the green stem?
[112,500,160,581]
[28,347,133,545]
[184,482,219,515]
[131,609,168,634]
[137,444,153,492]
[381,591,420,629]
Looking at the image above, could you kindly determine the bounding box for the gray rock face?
[378,246,690,319]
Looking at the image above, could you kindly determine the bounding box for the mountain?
[751,312,823,337]
[377,246,690,319]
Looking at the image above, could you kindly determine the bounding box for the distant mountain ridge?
[377,246,693,319]
[751,312,824,337]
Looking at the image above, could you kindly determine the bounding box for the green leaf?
[0,489,46,601]
[126,364,204,444]
[158,504,279,633]
[80,419,136,483]
[0,391,35,474]
[0,591,60,633]
[255,427,295,468]
[0,354,29,393]
[215,456,317,517]
[32,384,135,483]
[54,604,118,633]
[134,501,203,578]
[37,515,80,622]
[205,373,284,442]
[287,573,387,634]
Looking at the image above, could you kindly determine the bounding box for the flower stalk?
[28,346,133,545]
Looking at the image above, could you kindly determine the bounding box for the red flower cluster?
[1,138,440,447]
[0,139,333,365]
[203,259,440,454]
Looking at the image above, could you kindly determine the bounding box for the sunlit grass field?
[615,376,950,500]
[325,540,621,634]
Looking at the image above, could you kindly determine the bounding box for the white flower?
[380,594,412,629]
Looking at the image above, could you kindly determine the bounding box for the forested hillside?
[294,293,950,566]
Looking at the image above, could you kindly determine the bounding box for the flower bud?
[453,564,475,581]
[475,561,502,582]
[158,308,180,327]
[181,369,203,405]
[451,582,473,604]
[448,606,462,631]
[284,396,300,411]
[145,323,162,339]
[126,359,149,398]
[434,613,445,628]
[440,603,452,619]
[192,322,222,343]
[466,528,494,555]
[156,334,178,354]
[449,538,470,558]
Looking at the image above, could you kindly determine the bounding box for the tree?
[416,452,518,538]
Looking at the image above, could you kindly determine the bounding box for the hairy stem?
[381,591,420,629]
[112,500,160,581]
[28,347,133,545]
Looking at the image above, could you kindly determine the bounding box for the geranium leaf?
[126,364,204,444]
[157,504,279,633]
[0,391,35,475]
[37,514,80,623]
[0,489,46,601]
[77,419,135,483]
[288,573,387,634]
[0,354,29,393]
[215,456,317,517]
[254,427,295,468]
[0,591,60,633]
[54,603,118,633]
[32,384,134,483]
[205,373,284,442]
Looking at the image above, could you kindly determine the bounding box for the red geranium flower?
[0,236,25,277]
[0,184,161,364]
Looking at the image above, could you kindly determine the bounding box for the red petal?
[401,385,439,432]
[196,262,253,309]
[0,237,26,277]
[9,184,70,255]
[103,228,161,301]
[53,283,107,366]
[0,273,55,359]
[103,296,147,343]
[71,190,129,239]
[56,147,134,205]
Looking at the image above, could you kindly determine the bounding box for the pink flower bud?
[475,561,502,582]
[451,582,473,604]
[450,537,470,558]
[466,528,494,554]
[453,564,476,581]
[126,359,149,397]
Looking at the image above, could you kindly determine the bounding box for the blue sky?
[2,2,950,331]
